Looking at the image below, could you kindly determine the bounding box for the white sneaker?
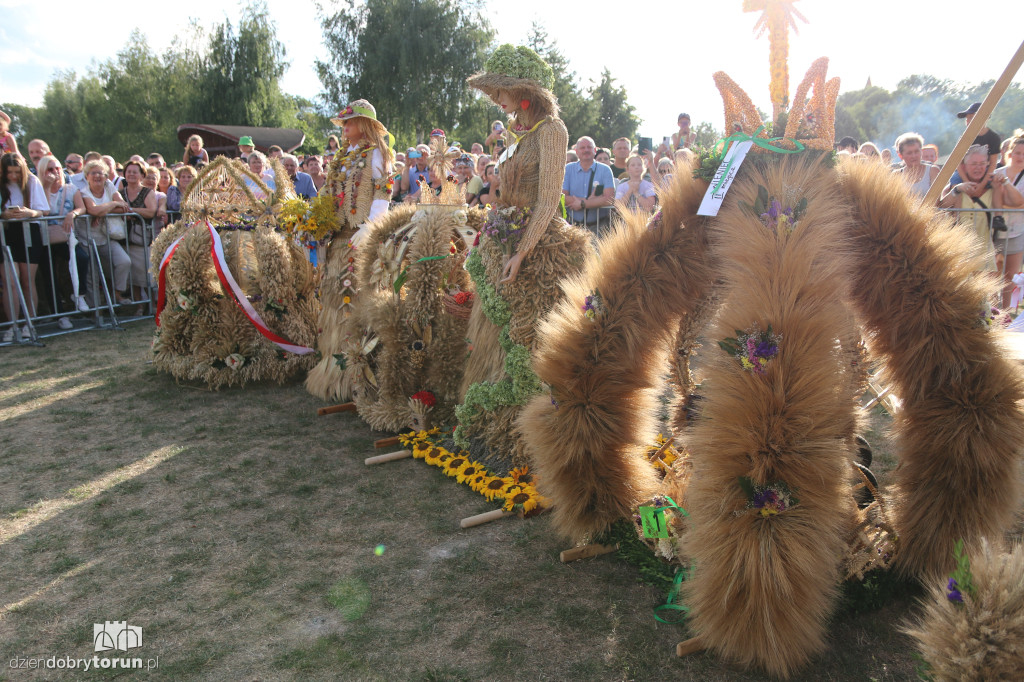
[73,295,90,312]
[20,325,31,339]
[2,328,12,343]
[58,317,73,330]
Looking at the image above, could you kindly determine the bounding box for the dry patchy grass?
[0,322,920,681]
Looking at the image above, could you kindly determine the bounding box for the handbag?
[104,215,126,241]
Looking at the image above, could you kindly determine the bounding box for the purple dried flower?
[947,577,963,603]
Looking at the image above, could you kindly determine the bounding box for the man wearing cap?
[237,136,255,162]
[957,102,1001,177]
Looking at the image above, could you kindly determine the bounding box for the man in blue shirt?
[563,136,616,235]
[282,154,318,200]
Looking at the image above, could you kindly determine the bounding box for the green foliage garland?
[453,248,541,448]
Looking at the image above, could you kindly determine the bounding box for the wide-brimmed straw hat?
[331,99,388,136]
[467,44,557,114]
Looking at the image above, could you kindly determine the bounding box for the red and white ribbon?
[155,231,189,327]
[206,222,314,355]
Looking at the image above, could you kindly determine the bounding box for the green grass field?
[0,322,921,681]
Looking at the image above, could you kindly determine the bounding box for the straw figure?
[905,540,1024,680]
[305,99,395,402]
[348,200,487,431]
[455,44,592,471]
[520,53,1024,678]
[149,156,318,389]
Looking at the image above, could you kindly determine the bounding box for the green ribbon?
[393,255,451,294]
[654,565,693,624]
[710,125,808,194]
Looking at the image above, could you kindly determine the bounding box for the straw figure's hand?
[500,251,525,284]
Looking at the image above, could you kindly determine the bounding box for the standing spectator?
[144,166,168,230]
[671,114,696,151]
[27,139,51,173]
[38,155,90,327]
[654,156,675,186]
[595,147,612,167]
[182,134,209,167]
[858,142,883,161]
[166,165,195,214]
[473,163,499,207]
[402,148,431,203]
[475,154,491,179]
[81,159,131,305]
[993,136,1024,305]
[609,137,631,180]
[324,134,341,157]
[921,144,939,166]
[238,135,255,161]
[69,152,107,193]
[245,151,276,197]
[836,136,859,154]
[281,154,317,199]
[157,167,175,196]
[484,120,505,156]
[894,133,940,199]
[146,153,166,169]
[267,145,283,159]
[566,150,578,164]
[64,153,83,176]
[0,111,18,157]
[615,154,657,212]
[305,155,327,192]
[939,144,1022,272]
[957,102,1001,178]
[563,136,615,234]
[453,154,479,197]
[470,142,484,155]
[121,161,157,306]
[1,153,48,339]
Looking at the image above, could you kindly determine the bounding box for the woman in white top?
[38,155,90,325]
[245,151,276,198]
[614,154,657,212]
[1,152,50,334]
[81,159,132,304]
[994,136,1024,306]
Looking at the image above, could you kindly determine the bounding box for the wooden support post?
[924,40,1024,205]
[676,637,704,658]
[374,436,402,448]
[559,543,618,563]
[459,509,512,528]
[317,402,356,416]
[364,449,412,466]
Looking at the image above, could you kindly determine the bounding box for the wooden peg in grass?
[373,436,402,448]
[676,637,704,658]
[559,543,618,563]
[364,450,412,466]
[459,509,512,528]
[317,402,356,416]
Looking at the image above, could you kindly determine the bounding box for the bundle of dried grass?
[349,204,486,431]
[518,170,714,541]
[149,158,317,389]
[682,156,862,678]
[905,540,1024,680]
[838,161,1024,579]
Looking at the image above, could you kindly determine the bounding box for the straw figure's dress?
[305,100,394,402]
[455,45,592,470]
[149,157,318,389]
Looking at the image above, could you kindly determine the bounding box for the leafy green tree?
[317,0,494,144]
[527,22,593,144]
[588,69,639,146]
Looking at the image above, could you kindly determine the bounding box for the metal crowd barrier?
[1,210,180,347]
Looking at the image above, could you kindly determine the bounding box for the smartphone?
[593,184,605,196]
[662,136,671,148]
[638,137,652,154]
[496,139,506,150]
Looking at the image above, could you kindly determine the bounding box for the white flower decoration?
[225,353,245,370]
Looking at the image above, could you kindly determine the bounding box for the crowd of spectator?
[3,100,1024,339]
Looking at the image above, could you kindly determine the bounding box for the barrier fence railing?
[1,210,181,346]
[4,203,1022,347]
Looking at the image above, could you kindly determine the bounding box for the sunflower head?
[444,457,467,477]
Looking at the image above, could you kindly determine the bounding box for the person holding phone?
[563,136,616,235]
[1,152,49,339]
[484,120,505,157]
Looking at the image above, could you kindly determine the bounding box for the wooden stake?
[317,402,356,416]
[924,40,1024,205]
[676,637,704,658]
[559,543,618,563]
[459,509,512,528]
[364,449,412,466]
[374,436,402,448]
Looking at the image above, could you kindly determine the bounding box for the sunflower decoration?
[423,446,446,467]
[456,460,486,485]
[442,454,469,477]
[503,486,541,514]
[468,473,490,493]
[509,466,537,486]
[481,476,512,502]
